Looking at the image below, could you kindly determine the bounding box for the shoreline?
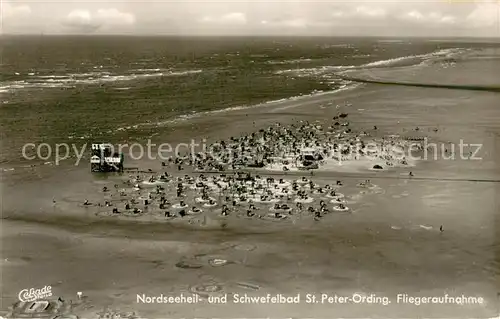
[0,83,362,171]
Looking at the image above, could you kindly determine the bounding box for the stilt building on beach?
[90,143,124,172]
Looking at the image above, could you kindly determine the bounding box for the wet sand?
[1,84,499,318]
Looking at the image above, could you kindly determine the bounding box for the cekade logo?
[18,286,52,302]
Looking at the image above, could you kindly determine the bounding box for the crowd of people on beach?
[157,113,418,173]
[86,171,363,222]
[77,112,423,223]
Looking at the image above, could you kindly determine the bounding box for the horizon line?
[1,34,499,39]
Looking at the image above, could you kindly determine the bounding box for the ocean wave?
[319,44,352,49]
[268,83,362,112]
[361,48,465,68]
[0,69,203,94]
[34,75,70,79]
[275,65,356,76]
[266,58,314,65]
[361,55,424,67]
[105,83,361,137]
[273,48,465,79]
[273,65,356,91]
[249,54,270,58]
[129,68,162,72]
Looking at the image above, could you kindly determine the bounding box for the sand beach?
[1,40,499,319]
